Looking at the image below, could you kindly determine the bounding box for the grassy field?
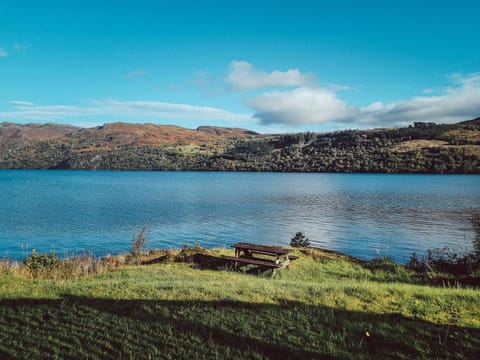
[0,248,479,359]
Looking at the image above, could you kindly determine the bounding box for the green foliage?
[22,249,60,271]
[196,122,479,173]
[290,232,311,247]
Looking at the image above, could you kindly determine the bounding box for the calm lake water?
[0,170,479,262]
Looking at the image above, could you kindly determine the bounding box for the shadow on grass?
[427,274,480,287]
[141,253,228,269]
[144,253,277,277]
[0,350,16,360]
[1,296,479,359]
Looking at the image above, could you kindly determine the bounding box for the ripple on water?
[0,171,478,262]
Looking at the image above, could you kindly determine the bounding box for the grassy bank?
[1,247,479,359]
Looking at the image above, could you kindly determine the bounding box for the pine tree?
[290,232,311,247]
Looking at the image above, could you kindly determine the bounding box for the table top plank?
[231,242,291,256]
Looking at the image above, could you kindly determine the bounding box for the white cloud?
[227,60,313,91]
[10,100,35,106]
[0,48,8,57]
[0,99,251,123]
[0,102,102,120]
[351,73,480,127]
[247,87,353,125]
[97,99,250,121]
[247,73,480,127]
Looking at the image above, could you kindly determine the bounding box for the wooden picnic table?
[222,242,294,277]
[232,242,290,260]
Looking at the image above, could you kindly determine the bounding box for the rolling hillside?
[0,119,479,173]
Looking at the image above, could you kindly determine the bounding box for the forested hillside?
[202,120,480,173]
[0,119,479,173]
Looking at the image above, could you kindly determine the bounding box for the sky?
[0,0,479,133]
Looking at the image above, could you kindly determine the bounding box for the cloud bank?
[247,72,480,127]
[227,60,313,91]
[0,99,251,123]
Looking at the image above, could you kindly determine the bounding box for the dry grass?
[445,128,480,143]
[0,248,188,281]
[392,139,449,153]
[1,254,126,280]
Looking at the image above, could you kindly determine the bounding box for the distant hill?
[458,117,480,127]
[0,123,78,147]
[0,122,262,170]
[0,119,479,173]
[0,122,257,148]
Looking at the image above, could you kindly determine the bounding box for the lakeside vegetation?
[1,119,479,173]
[1,241,480,359]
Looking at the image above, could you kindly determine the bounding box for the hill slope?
[0,120,479,173]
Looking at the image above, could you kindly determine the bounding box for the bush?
[175,242,208,262]
[406,247,477,276]
[366,256,399,273]
[23,249,60,271]
[290,232,311,247]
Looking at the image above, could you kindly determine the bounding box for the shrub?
[366,256,399,273]
[175,242,208,262]
[406,247,477,276]
[407,215,480,277]
[23,249,60,271]
[406,252,431,274]
[290,232,311,247]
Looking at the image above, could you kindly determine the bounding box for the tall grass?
[130,223,150,262]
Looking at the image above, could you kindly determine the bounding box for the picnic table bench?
[222,242,295,277]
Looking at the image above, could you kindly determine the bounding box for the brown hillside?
[0,122,259,153]
[0,122,78,144]
[196,126,259,137]
[74,123,257,149]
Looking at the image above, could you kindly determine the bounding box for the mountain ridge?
[0,119,479,173]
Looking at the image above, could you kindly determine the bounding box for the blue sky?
[1,0,479,133]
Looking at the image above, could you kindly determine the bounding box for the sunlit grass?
[1,248,479,359]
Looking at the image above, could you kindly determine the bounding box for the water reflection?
[0,171,478,262]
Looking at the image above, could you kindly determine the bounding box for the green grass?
[1,248,479,359]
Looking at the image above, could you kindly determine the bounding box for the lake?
[0,170,479,262]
